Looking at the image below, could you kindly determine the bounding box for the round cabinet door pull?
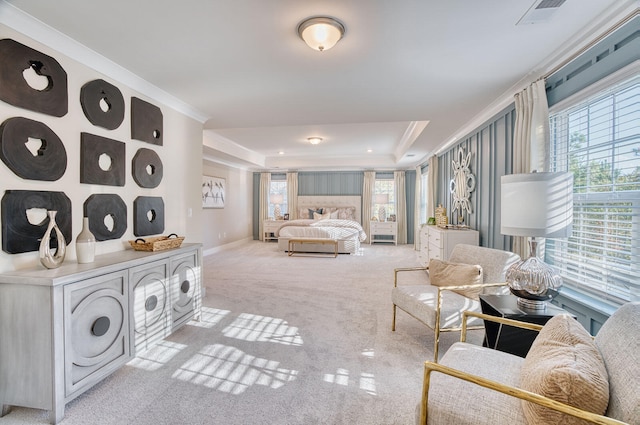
[145,295,158,312]
[180,280,190,294]
[91,316,110,337]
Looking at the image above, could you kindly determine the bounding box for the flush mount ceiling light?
[308,137,322,145]
[297,16,345,52]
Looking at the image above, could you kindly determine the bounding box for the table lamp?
[270,194,284,219]
[501,171,573,310]
[375,194,389,221]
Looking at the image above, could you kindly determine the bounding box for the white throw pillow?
[313,212,330,220]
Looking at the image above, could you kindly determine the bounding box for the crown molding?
[433,0,638,156]
[0,1,209,123]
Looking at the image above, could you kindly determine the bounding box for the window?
[547,72,640,304]
[420,171,429,224]
[269,180,287,219]
[373,178,395,221]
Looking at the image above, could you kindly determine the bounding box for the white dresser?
[0,244,202,424]
[370,221,398,245]
[419,225,479,266]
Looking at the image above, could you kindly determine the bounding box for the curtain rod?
[543,9,638,80]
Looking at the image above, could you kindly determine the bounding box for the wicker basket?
[129,234,184,252]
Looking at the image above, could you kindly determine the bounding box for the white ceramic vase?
[76,216,96,264]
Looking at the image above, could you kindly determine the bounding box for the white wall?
[201,162,253,251]
[0,24,204,272]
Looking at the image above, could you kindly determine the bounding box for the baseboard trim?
[203,237,253,257]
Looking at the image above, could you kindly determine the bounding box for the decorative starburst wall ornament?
[449,147,476,225]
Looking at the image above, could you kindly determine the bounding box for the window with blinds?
[546,73,639,304]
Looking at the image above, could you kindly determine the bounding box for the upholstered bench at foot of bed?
[278,237,359,254]
[287,238,338,257]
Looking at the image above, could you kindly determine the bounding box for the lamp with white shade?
[270,194,284,219]
[501,171,573,310]
[374,194,389,222]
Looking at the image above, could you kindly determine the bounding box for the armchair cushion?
[425,343,527,424]
[429,259,483,300]
[392,285,482,329]
[520,314,609,425]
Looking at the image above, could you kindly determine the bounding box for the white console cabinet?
[0,244,202,424]
[419,225,479,266]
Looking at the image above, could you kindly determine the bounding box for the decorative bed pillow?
[335,207,356,220]
[428,259,483,300]
[313,211,330,220]
[307,208,322,219]
[520,314,609,425]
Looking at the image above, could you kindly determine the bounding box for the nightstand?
[369,221,397,245]
[263,220,284,242]
[479,294,575,357]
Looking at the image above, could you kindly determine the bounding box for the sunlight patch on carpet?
[323,368,377,396]
[324,368,350,386]
[362,349,375,358]
[128,340,187,371]
[188,306,230,329]
[222,313,304,346]
[172,344,298,395]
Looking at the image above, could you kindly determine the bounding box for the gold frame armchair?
[418,303,640,425]
[391,244,520,361]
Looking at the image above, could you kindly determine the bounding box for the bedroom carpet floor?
[1,241,482,425]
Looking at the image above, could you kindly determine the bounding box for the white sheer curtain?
[362,171,375,242]
[513,79,550,174]
[258,172,271,241]
[512,79,550,257]
[427,155,438,219]
[414,165,422,250]
[394,171,407,244]
[286,172,298,219]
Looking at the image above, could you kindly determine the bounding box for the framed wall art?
[202,175,225,209]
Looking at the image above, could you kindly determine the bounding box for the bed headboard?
[297,196,362,224]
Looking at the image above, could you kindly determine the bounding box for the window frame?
[268,179,287,219]
[546,64,640,305]
[373,178,395,222]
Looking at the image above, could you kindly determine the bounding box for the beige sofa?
[392,244,520,360]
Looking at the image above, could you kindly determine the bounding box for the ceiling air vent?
[517,0,567,25]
